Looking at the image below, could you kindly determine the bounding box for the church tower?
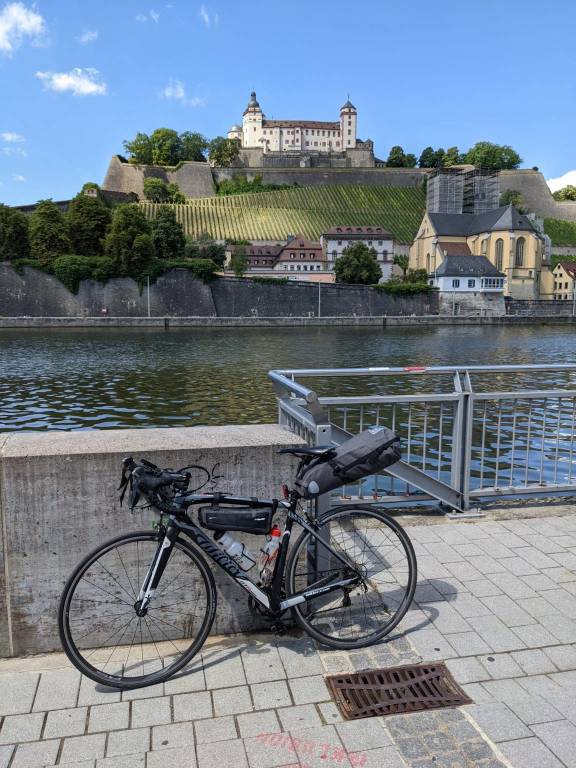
[340,99,357,149]
[242,91,264,149]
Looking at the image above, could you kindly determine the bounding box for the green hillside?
[141,185,426,244]
[545,218,576,247]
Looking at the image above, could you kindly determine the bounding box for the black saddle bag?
[198,503,276,535]
[294,426,401,499]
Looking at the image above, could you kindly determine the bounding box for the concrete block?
[544,643,576,671]
[506,695,563,725]
[173,691,212,722]
[336,719,390,751]
[106,728,150,757]
[240,646,285,684]
[196,738,247,768]
[0,746,13,768]
[44,707,87,738]
[445,657,487,685]
[131,697,171,728]
[98,757,145,768]
[531,720,576,767]
[0,712,44,744]
[237,710,280,739]
[276,639,323,679]
[243,733,296,768]
[0,673,38,715]
[250,681,292,710]
[151,722,195,751]
[288,675,330,705]
[276,704,322,731]
[355,746,406,768]
[204,650,247,690]
[10,740,59,768]
[194,716,237,744]
[88,702,130,733]
[33,669,80,711]
[465,702,532,742]
[511,649,558,675]
[146,746,197,767]
[78,677,120,706]
[499,737,563,768]
[442,631,492,656]
[60,733,107,763]
[212,685,253,716]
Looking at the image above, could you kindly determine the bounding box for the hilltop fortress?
[102,92,576,223]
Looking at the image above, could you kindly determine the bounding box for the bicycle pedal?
[270,621,287,636]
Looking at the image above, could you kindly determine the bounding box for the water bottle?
[258,525,282,585]
[216,532,256,571]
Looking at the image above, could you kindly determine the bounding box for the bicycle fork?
[135,526,178,615]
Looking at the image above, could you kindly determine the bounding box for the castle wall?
[500,170,576,221]
[103,156,215,198]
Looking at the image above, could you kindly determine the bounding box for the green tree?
[418,147,436,168]
[464,141,522,170]
[553,185,576,202]
[180,131,209,161]
[0,204,30,260]
[500,189,527,213]
[386,145,407,168]
[444,146,462,167]
[104,204,153,275]
[123,132,153,164]
[230,245,247,277]
[393,253,409,279]
[201,242,226,268]
[405,153,417,168]
[150,128,182,166]
[434,147,446,168]
[334,242,382,285]
[151,206,186,259]
[143,178,186,203]
[209,137,241,167]
[29,199,71,264]
[406,268,429,283]
[50,255,94,293]
[130,234,155,273]
[66,194,111,256]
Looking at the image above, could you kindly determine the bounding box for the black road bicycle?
[59,444,417,690]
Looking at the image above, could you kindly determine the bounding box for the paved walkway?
[1,512,576,768]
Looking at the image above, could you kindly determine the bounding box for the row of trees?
[385,141,523,171]
[553,185,576,202]
[331,242,429,293]
[0,189,226,290]
[123,129,240,167]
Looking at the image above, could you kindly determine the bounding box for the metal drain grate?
[325,662,472,720]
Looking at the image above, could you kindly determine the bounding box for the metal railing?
[268,364,576,512]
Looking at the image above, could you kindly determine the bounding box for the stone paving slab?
[0,513,576,766]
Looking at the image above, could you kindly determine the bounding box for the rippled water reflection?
[1,325,576,432]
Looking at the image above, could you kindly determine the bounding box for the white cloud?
[136,9,160,22]
[0,2,45,55]
[36,67,107,96]
[12,173,26,182]
[0,131,24,142]
[78,29,98,44]
[199,5,218,27]
[162,78,204,107]
[547,170,576,193]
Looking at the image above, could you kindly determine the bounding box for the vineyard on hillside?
[141,186,426,244]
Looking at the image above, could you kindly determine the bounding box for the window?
[332,250,337,258]
[468,279,475,288]
[515,237,525,267]
[300,253,305,259]
[426,253,431,273]
[495,238,504,271]
[347,130,351,136]
[378,240,383,246]
[368,241,372,246]
[452,279,460,288]
[337,240,342,246]
[290,253,295,259]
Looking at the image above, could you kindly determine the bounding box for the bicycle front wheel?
[59,531,216,689]
[286,505,417,649]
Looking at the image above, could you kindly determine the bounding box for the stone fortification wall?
[102,156,215,198]
[0,425,304,656]
[0,265,439,318]
[213,166,428,189]
[500,170,576,221]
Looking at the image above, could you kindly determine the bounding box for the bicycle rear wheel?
[59,531,216,689]
[286,505,417,649]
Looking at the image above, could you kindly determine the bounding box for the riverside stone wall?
[0,265,439,318]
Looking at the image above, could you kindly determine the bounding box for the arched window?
[515,237,525,267]
[495,239,504,271]
[426,253,431,273]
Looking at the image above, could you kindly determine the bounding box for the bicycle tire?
[286,505,417,649]
[58,530,217,689]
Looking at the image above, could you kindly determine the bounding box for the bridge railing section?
[269,365,576,511]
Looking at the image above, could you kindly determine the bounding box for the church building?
[227,92,358,153]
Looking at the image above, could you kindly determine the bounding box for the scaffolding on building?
[427,168,501,215]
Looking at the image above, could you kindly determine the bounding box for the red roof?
[323,226,393,238]
[556,261,576,279]
[438,241,472,256]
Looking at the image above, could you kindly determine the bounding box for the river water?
[1,325,576,433]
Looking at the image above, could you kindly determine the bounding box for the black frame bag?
[294,426,401,499]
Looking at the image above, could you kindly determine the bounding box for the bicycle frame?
[137,494,360,616]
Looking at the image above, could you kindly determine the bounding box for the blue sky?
[1,0,575,205]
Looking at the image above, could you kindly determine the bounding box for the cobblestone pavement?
[1,512,576,767]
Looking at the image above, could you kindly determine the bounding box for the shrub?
[50,255,94,293]
[143,178,185,203]
[140,257,218,285]
[375,279,432,295]
[249,276,289,284]
[544,218,576,247]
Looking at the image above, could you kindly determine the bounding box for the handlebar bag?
[198,503,276,535]
[294,426,401,499]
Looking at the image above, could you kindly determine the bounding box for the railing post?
[450,371,472,510]
[310,423,333,584]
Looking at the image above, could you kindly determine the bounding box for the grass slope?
[141,185,426,244]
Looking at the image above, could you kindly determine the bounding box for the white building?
[321,226,396,281]
[228,92,357,153]
[430,253,506,315]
